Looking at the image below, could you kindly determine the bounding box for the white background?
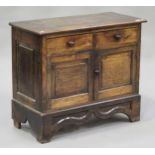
[0,6,155,148]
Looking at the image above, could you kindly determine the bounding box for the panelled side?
[12,28,42,110]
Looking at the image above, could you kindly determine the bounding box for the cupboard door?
[47,52,93,110]
[94,46,137,100]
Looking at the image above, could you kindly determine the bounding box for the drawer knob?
[67,41,75,47]
[94,69,100,75]
[113,34,122,41]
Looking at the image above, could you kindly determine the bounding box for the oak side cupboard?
[9,12,147,143]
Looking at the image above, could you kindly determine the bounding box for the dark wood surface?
[10,12,146,143]
[9,12,146,35]
[95,46,137,100]
[12,94,141,143]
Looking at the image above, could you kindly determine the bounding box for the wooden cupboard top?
[9,12,147,35]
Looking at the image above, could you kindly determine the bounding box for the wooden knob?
[67,41,75,47]
[113,34,122,41]
[94,69,100,75]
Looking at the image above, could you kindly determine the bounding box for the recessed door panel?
[54,61,88,98]
[101,51,131,89]
[95,46,136,100]
[47,52,93,110]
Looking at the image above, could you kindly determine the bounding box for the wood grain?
[47,34,92,56]
[49,93,89,110]
[12,28,41,109]
[17,43,35,98]
[95,46,137,100]
[47,52,93,110]
[101,51,131,89]
[12,95,141,143]
[10,12,146,142]
[95,27,138,49]
[9,12,146,35]
[98,85,133,99]
[54,61,88,97]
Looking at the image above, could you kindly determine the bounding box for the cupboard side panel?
[12,28,41,110]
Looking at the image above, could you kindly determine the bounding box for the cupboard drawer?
[47,34,93,56]
[95,27,138,49]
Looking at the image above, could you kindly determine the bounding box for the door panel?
[54,61,88,98]
[47,52,93,110]
[101,51,131,89]
[95,46,136,100]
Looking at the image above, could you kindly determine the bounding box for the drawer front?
[47,34,93,56]
[95,27,138,49]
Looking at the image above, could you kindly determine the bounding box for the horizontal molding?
[17,91,36,105]
[19,43,34,52]
[98,85,133,99]
[49,93,89,110]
